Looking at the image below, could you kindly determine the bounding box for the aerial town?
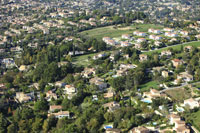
[0,0,200,132]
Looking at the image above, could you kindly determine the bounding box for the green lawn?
[79,24,163,40]
[185,110,200,131]
[165,88,191,102]
[139,81,160,92]
[72,53,96,67]
[144,41,200,55]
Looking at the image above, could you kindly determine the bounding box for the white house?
[180,31,189,36]
[48,111,70,119]
[148,28,161,34]
[137,38,146,43]
[121,41,132,47]
[177,72,193,82]
[121,34,131,39]
[149,35,162,40]
[184,98,199,109]
[161,50,172,57]
[64,85,76,95]
[133,31,146,36]
[163,28,174,32]
[90,77,107,90]
[165,32,178,37]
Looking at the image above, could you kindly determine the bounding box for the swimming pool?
[104,125,113,129]
[141,98,152,103]
[176,107,184,112]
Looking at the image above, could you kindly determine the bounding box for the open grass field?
[144,41,200,55]
[79,24,163,40]
[139,81,160,92]
[185,110,200,131]
[72,53,96,67]
[165,88,191,102]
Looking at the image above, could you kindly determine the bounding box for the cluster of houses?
[102,27,197,50]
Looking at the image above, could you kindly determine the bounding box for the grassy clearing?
[139,81,160,92]
[79,24,163,40]
[72,53,96,67]
[144,41,200,55]
[185,110,200,131]
[165,88,191,102]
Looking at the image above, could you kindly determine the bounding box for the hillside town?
[1,0,200,133]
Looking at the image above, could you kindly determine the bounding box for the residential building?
[143,89,161,99]
[165,32,178,37]
[121,34,131,39]
[177,72,193,82]
[16,92,32,103]
[82,67,96,78]
[63,85,76,95]
[161,50,172,57]
[48,111,70,119]
[171,59,183,68]
[149,35,162,40]
[103,101,120,112]
[184,98,199,109]
[162,70,169,78]
[49,105,63,113]
[46,90,58,101]
[148,28,161,34]
[133,31,146,36]
[137,38,146,43]
[89,77,107,90]
[163,28,174,32]
[139,54,148,62]
[106,128,121,133]
[55,81,66,88]
[129,126,150,133]
[121,41,132,47]
[180,31,189,36]
[169,114,190,133]
[184,46,193,52]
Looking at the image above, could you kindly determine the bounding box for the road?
[141,41,200,53]
[160,81,200,93]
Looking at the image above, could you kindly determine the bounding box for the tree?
[104,112,114,122]
[34,99,49,112]
[7,124,17,133]
[65,74,75,84]
[0,113,7,133]
[32,118,43,132]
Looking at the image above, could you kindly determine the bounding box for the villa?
[121,41,132,47]
[184,98,199,109]
[171,59,183,68]
[149,35,162,40]
[139,54,148,62]
[129,126,150,133]
[121,34,131,39]
[143,89,161,99]
[163,28,174,32]
[49,105,63,113]
[133,31,146,37]
[137,38,146,43]
[161,50,172,57]
[103,101,120,112]
[180,31,189,36]
[177,72,193,82]
[148,28,161,34]
[169,114,190,133]
[90,77,107,90]
[48,111,70,119]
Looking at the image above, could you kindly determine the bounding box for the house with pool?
[142,88,168,103]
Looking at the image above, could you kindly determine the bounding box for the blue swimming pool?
[104,125,113,129]
[141,99,152,103]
